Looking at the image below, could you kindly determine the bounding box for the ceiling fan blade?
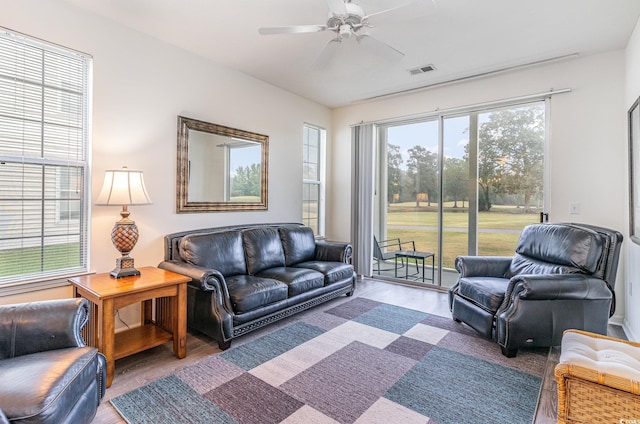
[314,38,341,68]
[357,34,405,61]
[259,25,327,35]
[364,0,436,26]
[326,0,348,16]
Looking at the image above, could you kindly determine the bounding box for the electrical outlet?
[570,202,580,214]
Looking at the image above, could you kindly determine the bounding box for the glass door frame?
[374,98,551,288]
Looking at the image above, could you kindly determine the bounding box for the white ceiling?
[63,0,640,108]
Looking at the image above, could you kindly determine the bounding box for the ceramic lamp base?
[109,213,141,279]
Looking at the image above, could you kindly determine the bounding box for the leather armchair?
[448,223,622,357]
[0,298,106,423]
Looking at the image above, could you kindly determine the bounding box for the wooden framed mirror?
[176,116,268,213]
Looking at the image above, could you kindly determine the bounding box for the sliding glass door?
[476,104,546,257]
[374,101,546,288]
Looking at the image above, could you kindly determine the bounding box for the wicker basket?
[555,329,640,423]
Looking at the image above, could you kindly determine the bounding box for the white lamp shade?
[96,167,152,206]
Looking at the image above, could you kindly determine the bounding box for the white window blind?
[0,29,91,285]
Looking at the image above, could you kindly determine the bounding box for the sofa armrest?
[0,298,88,359]
[158,260,233,312]
[315,241,352,263]
[159,260,225,291]
[455,256,512,278]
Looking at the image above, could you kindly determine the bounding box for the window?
[0,29,91,285]
[303,123,325,236]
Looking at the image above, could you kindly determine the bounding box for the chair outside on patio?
[373,236,416,275]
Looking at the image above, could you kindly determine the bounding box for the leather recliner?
[448,222,622,357]
[0,298,106,423]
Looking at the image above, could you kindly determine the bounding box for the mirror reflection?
[177,116,268,212]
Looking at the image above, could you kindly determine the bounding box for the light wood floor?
[93,277,625,424]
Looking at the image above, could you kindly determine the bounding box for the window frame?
[0,28,92,289]
[302,123,326,237]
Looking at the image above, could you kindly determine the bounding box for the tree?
[406,145,438,207]
[473,135,501,212]
[477,105,544,212]
[444,157,468,208]
[231,163,261,198]
[387,143,403,204]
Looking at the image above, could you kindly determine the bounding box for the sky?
[385,110,509,170]
[386,116,470,170]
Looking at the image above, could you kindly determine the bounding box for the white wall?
[1,0,330,281]
[625,17,640,341]
[330,50,629,326]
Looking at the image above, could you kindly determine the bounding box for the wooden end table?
[69,266,190,387]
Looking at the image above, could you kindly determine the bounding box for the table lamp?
[96,166,152,278]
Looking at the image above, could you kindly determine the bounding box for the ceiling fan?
[258,0,436,68]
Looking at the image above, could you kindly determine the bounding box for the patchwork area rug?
[110,298,549,424]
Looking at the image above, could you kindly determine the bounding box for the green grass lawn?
[0,243,81,277]
[384,203,538,268]
[386,203,537,230]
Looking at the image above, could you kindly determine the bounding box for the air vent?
[409,64,436,75]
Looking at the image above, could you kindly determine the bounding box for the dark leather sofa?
[159,223,356,349]
[449,222,622,357]
[0,298,106,423]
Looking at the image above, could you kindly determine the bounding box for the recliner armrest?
[315,241,352,263]
[0,298,88,359]
[455,256,512,278]
[504,274,612,303]
[96,352,107,402]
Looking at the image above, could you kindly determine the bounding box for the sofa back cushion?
[279,226,316,266]
[242,228,286,275]
[179,231,247,276]
[508,224,604,277]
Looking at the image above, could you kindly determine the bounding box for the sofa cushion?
[457,277,510,313]
[256,267,324,297]
[279,226,316,266]
[294,261,353,285]
[510,224,604,277]
[179,231,247,277]
[225,275,288,313]
[242,228,286,275]
[0,347,99,424]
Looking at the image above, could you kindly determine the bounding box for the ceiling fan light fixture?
[327,3,364,27]
[259,0,425,66]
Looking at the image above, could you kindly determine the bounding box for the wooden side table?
[69,266,190,387]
